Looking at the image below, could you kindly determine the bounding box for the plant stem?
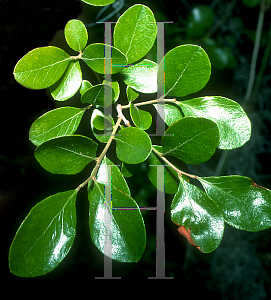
[121,98,177,109]
[76,114,122,191]
[151,146,197,179]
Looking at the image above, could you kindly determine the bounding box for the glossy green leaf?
[90,108,115,143]
[126,86,139,102]
[49,60,82,101]
[64,19,88,52]
[121,162,141,178]
[81,43,127,74]
[14,46,71,89]
[157,45,211,97]
[199,176,271,231]
[147,146,179,194]
[80,80,92,95]
[81,0,115,6]
[171,177,224,253]
[103,80,120,103]
[9,190,77,277]
[161,117,220,165]
[81,83,115,107]
[29,107,85,146]
[130,103,152,130]
[178,96,251,149]
[114,4,157,64]
[120,59,158,93]
[96,156,130,195]
[153,102,183,127]
[34,135,97,174]
[115,127,152,164]
[88,181,146,262]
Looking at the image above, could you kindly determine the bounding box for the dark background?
[1,0,271,296]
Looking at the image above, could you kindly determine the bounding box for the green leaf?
[171,177,224,253]
[81,43,127,74]
[126,86,139,102]
[157,45,211,97]
[88,181,146,262]
[153,102,183,127]
[64,19,88,52]
[29,107,85,146]
[49,60,82,101]
[34,135,97,174]
[80,80,92,95]
[81,0,115,6]
[81,83,115,107]
[115,127,152,164]
[96,156,130,196]
[9,190,77,277]
[178,96,251,149]
[161,117,220,165]
[113,4,157,64]
[147,146,180,194]
[103,80,120,103]
[120,59,158,93]
[199,176,271,232]
[90,108,115,143]
[14,46,71,89]
[130,103,152,130]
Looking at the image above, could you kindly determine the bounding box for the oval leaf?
[130,103,152,130]
[90,108,115,143]
[126,86,139,102]
[157,44,211,97]
[199,176,271,231]
[81,83,115,107]
[154,102,183,127]
[64,19,88,52]
[29,107,85,146]
[9,190,77,277]
[120,59,158,93]
[178,96,251,149]
[49,60,82,101]
[88,181,146,262]
[82,43,127,74]
[34,135,97,174]
[114,4,157,64]
[171,177,224,253]
[161,117,220,165]
[115,127,152,164]
[81,0,115,6]
[14,46,71,89]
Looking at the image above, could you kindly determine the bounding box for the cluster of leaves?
[9,2,271,277]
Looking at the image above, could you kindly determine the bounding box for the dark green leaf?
[130,103,152,130]
[9,190,77,277]
[14,46,71,89]
[115,127,152,164]
[90,108,114,143]
[157,45,211,97]
[81,43,127,74]
[88,181,146,262]
[96,156,130,195]
[161,117,220,165]
[171,177,224,253]
[64,19,88,52]
[29,107,85,146]
[82,0,115,6]
[49,60,82,101]
[199,176,271,231]
[114,4,157,64]
[120,59,158,93]
[34,135,97,174]
[81,83,115,107]
[147,146,179,194]
[178,96,251,149]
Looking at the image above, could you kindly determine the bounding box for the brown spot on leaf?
[177,226,202,252]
